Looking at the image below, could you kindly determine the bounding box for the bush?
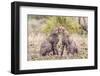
[41,16,81,34]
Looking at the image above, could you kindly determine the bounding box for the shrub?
[41,16,81,34]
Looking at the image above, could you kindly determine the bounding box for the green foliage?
[56,16,66,25]
[41,16,81,34]
[41,17,58,34]
[64,17,81,33]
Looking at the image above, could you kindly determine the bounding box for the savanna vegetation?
[27,15,88,61]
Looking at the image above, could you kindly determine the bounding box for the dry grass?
[27,32,88,61]
[27,16,88,61]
